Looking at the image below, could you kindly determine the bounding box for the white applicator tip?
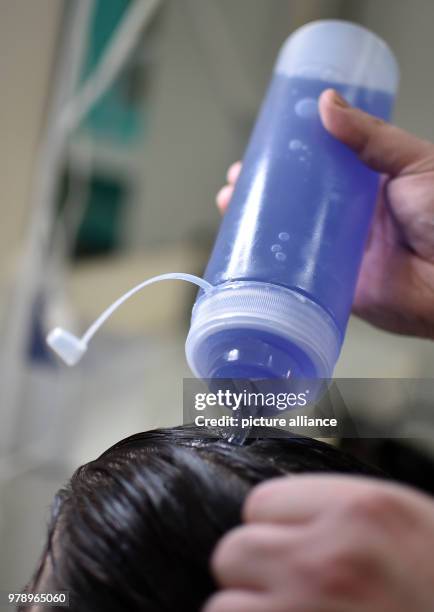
[46,327,87,366]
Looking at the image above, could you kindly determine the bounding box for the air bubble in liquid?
[295,97,318,119]
[278,232,289,241]
[275,252,287,262]
[289,139,303,151]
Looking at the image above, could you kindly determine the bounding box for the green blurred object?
[81,0,144,145]
[74,175,128,257]
[70,0,151,257]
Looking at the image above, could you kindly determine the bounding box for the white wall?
[130,0,344,247]
[343,0,434,140]
[0,0,62,284]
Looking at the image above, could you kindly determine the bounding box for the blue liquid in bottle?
[206,75,393,328]
[186,21,398,381]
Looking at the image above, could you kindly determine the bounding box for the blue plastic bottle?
[186,20,399,380]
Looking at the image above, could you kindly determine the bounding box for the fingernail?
[331,90,349,108]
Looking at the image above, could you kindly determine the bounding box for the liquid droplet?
[275,252,287,262]
[295,97,318,119]
[278,232,289,241]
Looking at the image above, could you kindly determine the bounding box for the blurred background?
[1,0,434,593]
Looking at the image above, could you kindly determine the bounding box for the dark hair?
[23,426,381,612]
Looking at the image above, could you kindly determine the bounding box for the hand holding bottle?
[217,89,434,340]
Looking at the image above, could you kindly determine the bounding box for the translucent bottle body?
[186,21,398,380]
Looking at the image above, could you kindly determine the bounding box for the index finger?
[243,474,382,524]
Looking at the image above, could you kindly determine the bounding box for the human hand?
[204,475,434,611]
[216,89,434,339]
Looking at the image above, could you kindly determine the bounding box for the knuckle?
[351,487,408,526]
[358,120,385,163]
[319,548,377,596]
[296,547,377,598]
[318,566,361,598]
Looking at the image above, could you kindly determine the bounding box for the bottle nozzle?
[46,273,212,366]
[46,327,88,366]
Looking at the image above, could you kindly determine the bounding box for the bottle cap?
[186,281,341,380]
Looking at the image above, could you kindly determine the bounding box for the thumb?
[319,89,434,177]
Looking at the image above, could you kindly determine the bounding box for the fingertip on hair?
[242,476,288,523]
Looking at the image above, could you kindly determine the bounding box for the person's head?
[23,426,381,612]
